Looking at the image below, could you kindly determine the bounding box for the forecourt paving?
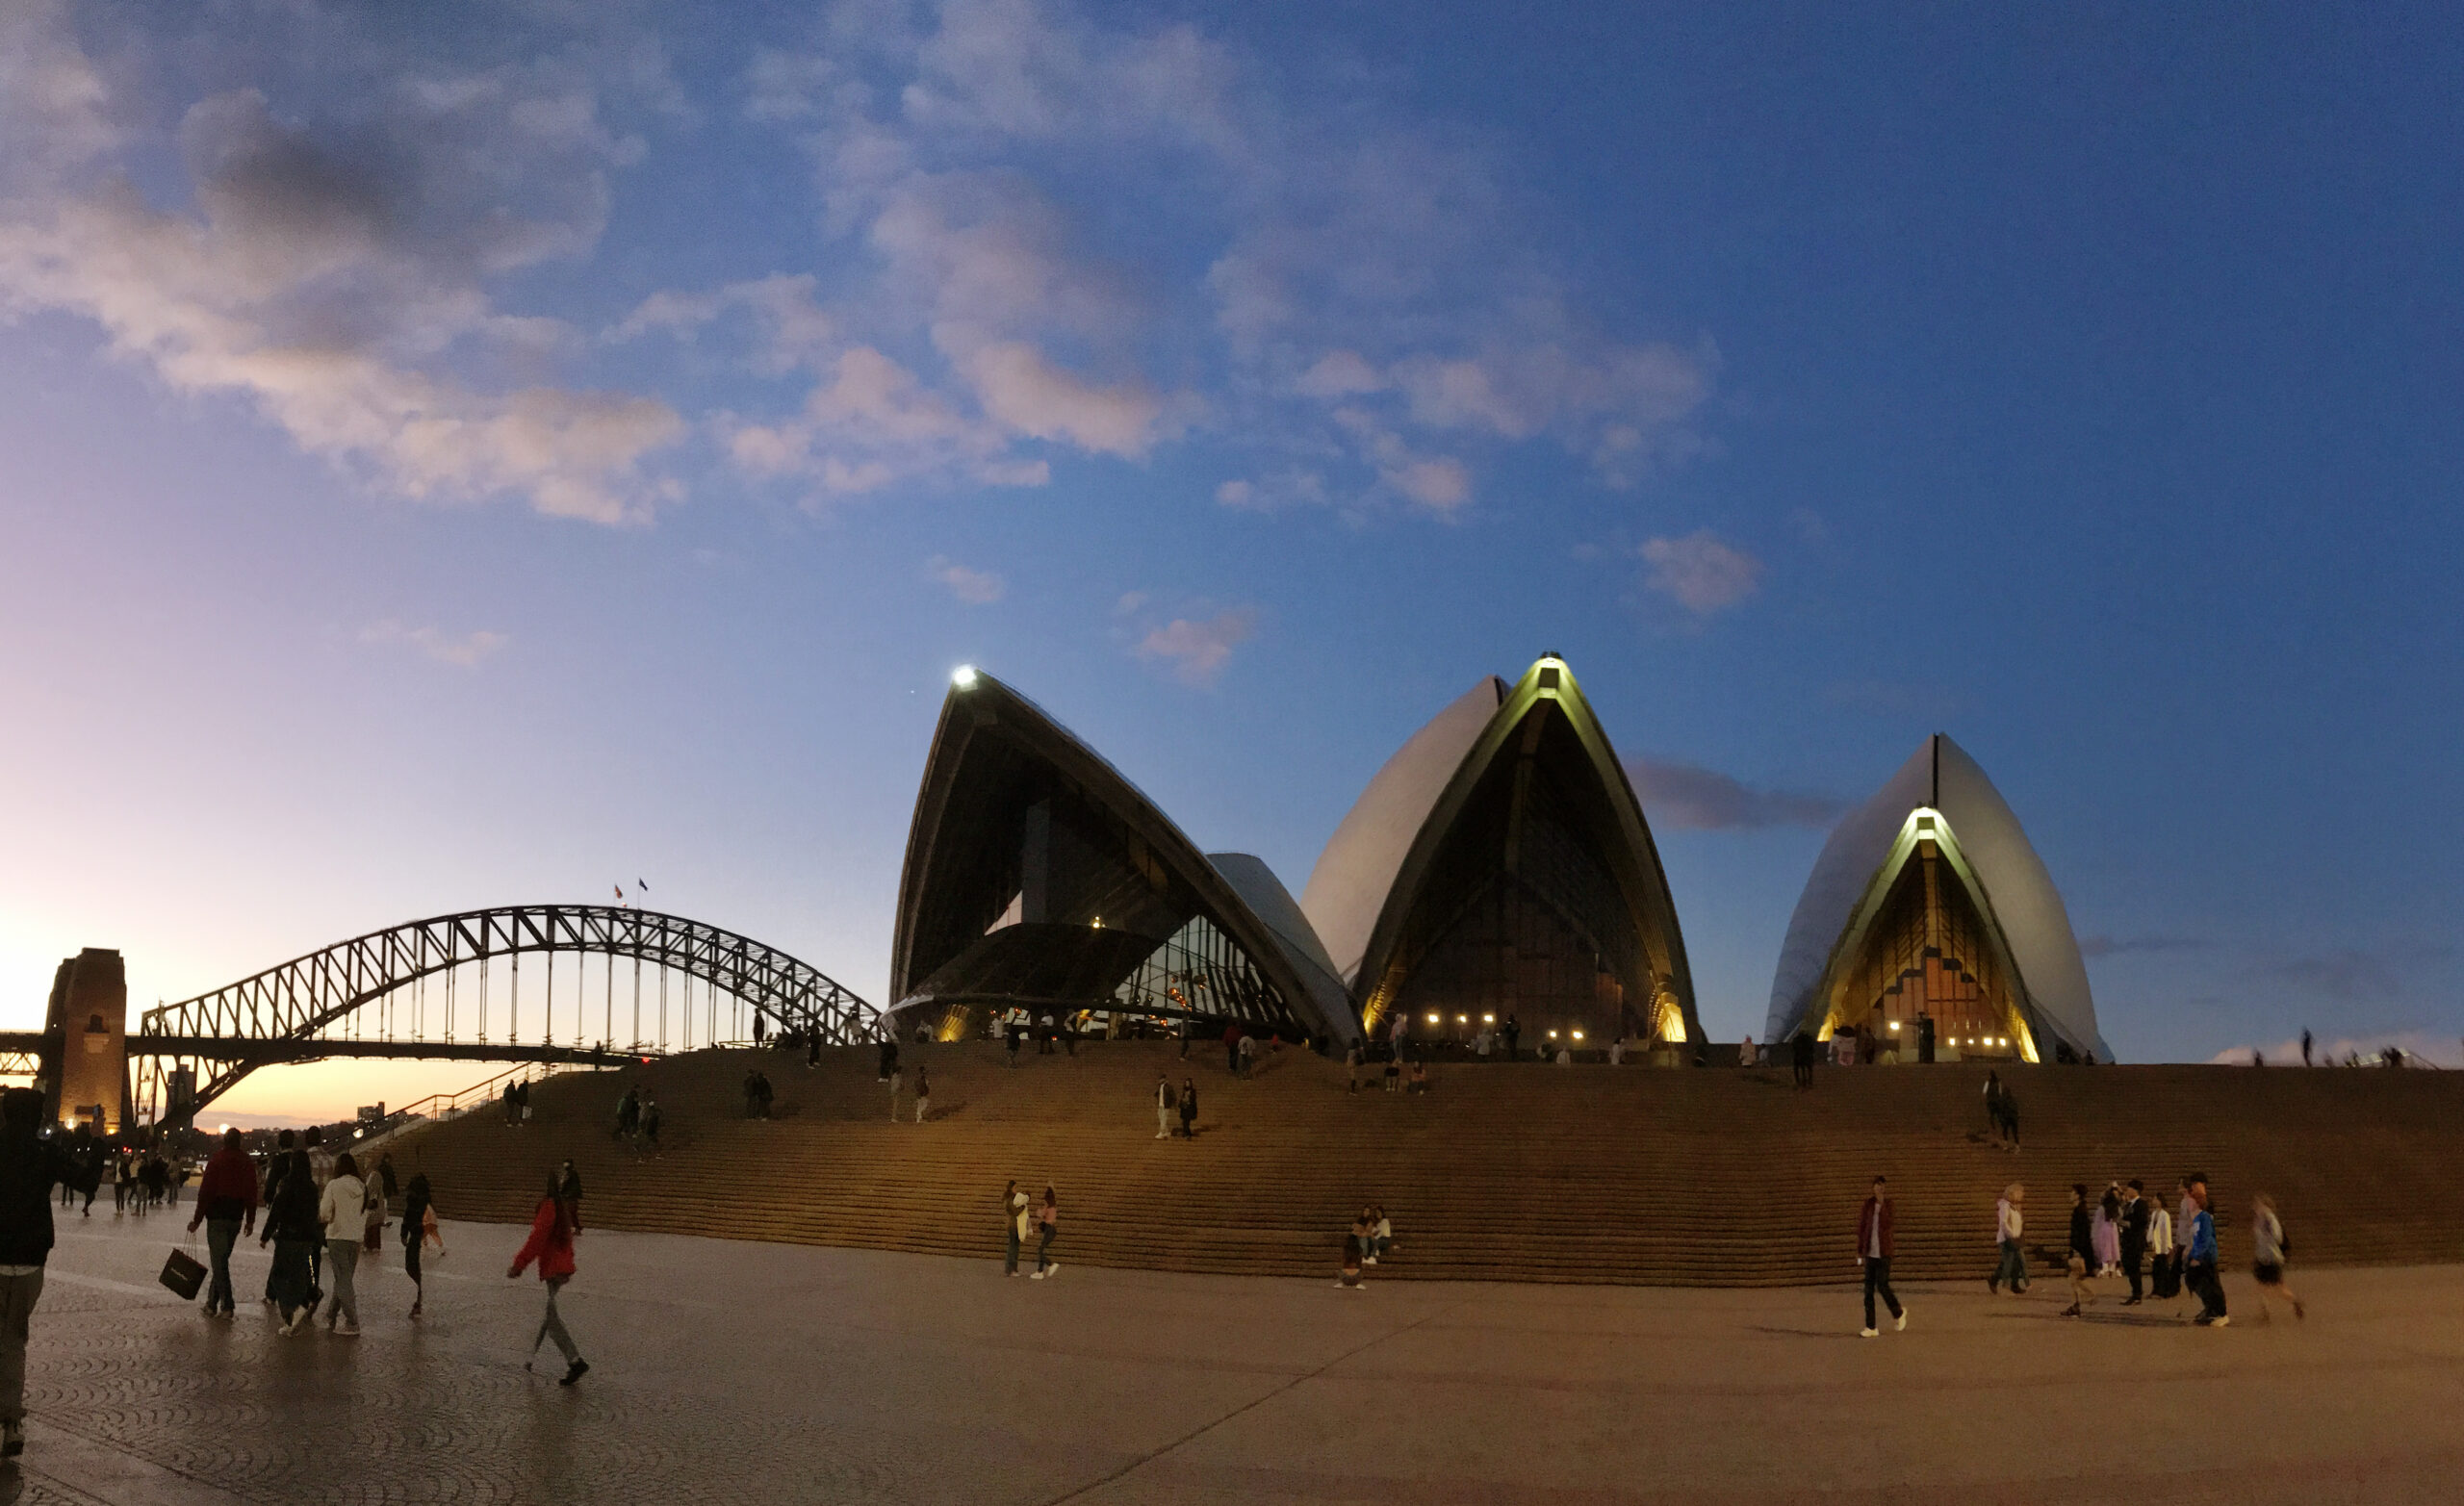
[7,1215,2461,1505]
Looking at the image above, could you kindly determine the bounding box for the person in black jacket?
[258,1149,322,1336]
[0,1089,71,1457]
[2118,1180,2152,1305]
[2062,1183,2097,1317]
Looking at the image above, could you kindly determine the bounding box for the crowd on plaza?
[0,1084,607,1464]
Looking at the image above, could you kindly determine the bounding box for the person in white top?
[1989,1184,2028,1294]
[317,1153,370,1335]
[1738,1034,1755,1068]
[2249,1193,2304,1322]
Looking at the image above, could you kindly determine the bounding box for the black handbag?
[159,1246,205,1301]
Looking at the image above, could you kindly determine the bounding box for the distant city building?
[1301,655,1699,1052]
[1764,733,2107,1063]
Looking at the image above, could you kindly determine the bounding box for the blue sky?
[3,1,2458,1117]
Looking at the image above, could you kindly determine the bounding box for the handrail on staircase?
[353,1058,613,1151]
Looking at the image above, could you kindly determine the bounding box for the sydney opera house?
[886,655,1700,1054]
[886,657,2094,1061]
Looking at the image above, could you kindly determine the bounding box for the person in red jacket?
[1857,1175,1907,1338]
[508,1172,588,1385]
[186,1128,259,1318]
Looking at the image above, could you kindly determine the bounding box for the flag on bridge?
[614,884,625,906]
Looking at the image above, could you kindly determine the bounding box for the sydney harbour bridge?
[0,904,879,1132]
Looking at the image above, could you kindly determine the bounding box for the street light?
[952,664,979,689]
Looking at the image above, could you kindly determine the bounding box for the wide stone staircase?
[383,1041,2464,1286]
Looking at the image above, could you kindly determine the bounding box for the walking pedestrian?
[187,1127,258,1318]
[2300,1029,2314,1067]
[912,1067,931,1124]
[640,1096,661,1152]
[1982,1071,2004,1144]
[2061,1184,2096,1317]
[400,1171,435,1318]
[2184,1175,2228,1326]
[1791,1031,1814,1090]
[0,1087,71,1458]
[2249,1193,2304,1322]
[259,1130,294,1307]
[888,1061,904,1120]
[2094,1186,2122,1274]
[318,1152,370,1335]
[1004,1181,1029,1276]
[375,1152,398,1213]
[1502,1013,1520,1061]
[2118,1180,2150,1304]
[743,1069,762,1118]
[259,1149,321,1336]
[1178,1078,1198,1138]
[1383,1053,1401,1092]
[1857,1175,1907,1337]
[1737,1034,1755,1068]
[1998,1086,2021,1151]
[878,1035,899,1083]
[1030,1187,1060,1278]
[1007,1018,1023,1067]
[2172,1175,2198,1308]
[509,1171,589,1384]
[1989,1184,2028,1294]
[1345,1043,1365,1093]
[1155,1073,1174,1137]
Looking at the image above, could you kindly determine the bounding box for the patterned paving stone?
[8,1215,2464,1504]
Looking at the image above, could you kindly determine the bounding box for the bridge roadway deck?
[0,1031,649,1067]
[8,1211,2463,1504]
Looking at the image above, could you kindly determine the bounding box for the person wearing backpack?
[2249,1193,2304,1322]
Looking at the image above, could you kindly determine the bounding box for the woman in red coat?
[508,1172,588,1385]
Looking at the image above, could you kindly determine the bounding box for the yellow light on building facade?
[1482,1013,1496,1024]
[1571,1030,1585,1041]
[1425,1011,1440,1025]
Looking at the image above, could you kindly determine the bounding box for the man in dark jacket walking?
[2118,1180,2152,1304]
[1,1088,72,1455]
[1856,1175,1906,1337]
[186,1128,259,1317]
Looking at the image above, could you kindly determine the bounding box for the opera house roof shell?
[1301,656,1701,1046]
[886,669,1359,1046]
[1764,733,2107,1062]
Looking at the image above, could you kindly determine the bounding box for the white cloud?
[361,621,509,667]
[925,555,1004,603]
[0,19,684,525]
[1640,529,1761,615]
[722,345,1047,496]
[958,341,1160,456]
[1295,350,1386,398]
[1135,607,1256,685]
[716,0,1718,517]
[608,274,835,373]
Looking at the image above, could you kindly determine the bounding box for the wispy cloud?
[924,556,1004,604]
[1639,530,1760,615]
[361,621,509,668]
[1628,758,1843,830]
[696,0,1713,513]
[1134,607,1256,686]
[0,9,686,523]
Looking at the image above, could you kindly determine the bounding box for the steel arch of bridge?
[138,905,878,1115]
